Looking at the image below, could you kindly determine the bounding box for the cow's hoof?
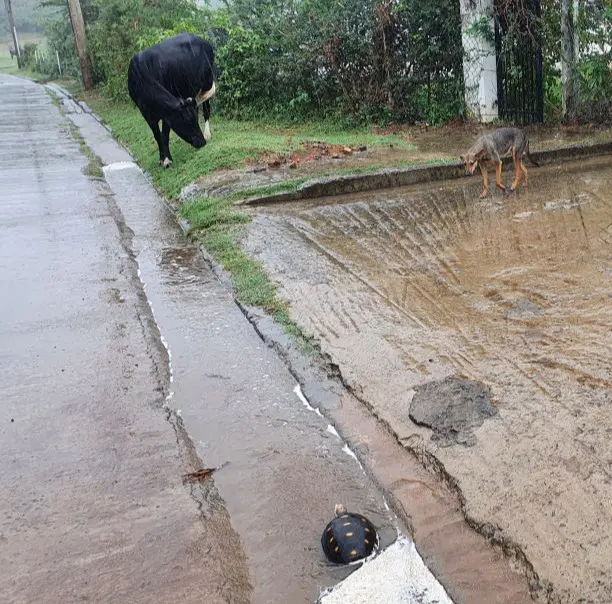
[162,158,173,168]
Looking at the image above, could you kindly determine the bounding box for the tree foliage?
[539,0,612,119]
[34,0,612,123]
[0,0,56,35]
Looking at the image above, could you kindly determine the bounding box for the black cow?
[127,34,216,168]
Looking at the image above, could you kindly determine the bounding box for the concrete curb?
[46,81,611,212]
[45,83,109,130]
[238,141,612,206]
[55,79,540,603]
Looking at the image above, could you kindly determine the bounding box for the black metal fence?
[494,0,544,124]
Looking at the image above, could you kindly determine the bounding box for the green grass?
[82,93,438,354]
[181,199,318,354]
[0,35,47,79]
[85,95,418,199]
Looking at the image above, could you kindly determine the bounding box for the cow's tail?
[127,58,140,104]
[199,81,216,103]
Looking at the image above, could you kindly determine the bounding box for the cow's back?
[129,34,214,105]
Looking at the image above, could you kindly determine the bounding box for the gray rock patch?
[179,167,288,203]
[504,298,543,319]
[409,376,497,447]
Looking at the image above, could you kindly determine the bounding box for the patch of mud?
[409,377,497,447]
[179,144,448,203]
[380,122,612,155]
[244,156,612,603]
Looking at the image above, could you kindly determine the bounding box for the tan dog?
[461,127,539,198]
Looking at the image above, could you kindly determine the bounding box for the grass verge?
[84,94,420,199]
[78,91,440,354]
[181,199,318,354]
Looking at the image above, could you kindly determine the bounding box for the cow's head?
[168,98,206,149]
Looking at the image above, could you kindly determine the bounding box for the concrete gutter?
[44,81,540,603]
[238,141,612,206]
[44,83,612,209]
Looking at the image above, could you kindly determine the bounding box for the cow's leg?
[142,113,166,166]
[160,120,173,167]
[201,100,212,141]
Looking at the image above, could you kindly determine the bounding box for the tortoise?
[321,504,379,564]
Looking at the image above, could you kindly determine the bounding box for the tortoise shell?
[321,511,378,564]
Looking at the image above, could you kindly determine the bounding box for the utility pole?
[3,0,21,66]
[66,0,94,90]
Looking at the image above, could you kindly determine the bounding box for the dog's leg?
[495,161,506,192]
[480,163,489,198]
[510,148,521,191]
[520,159,528,187]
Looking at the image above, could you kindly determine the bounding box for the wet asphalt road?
[0,75,401,603]
[0,75,251,602]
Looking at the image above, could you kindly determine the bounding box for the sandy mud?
[244,156,612,603]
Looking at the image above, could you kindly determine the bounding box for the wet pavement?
[1,74,460,604]
[245,156,612,602]
[96,160,398,603]
[0,75,251,603]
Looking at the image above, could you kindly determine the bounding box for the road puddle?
[245,156,612,602]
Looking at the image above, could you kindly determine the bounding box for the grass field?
[0,35,46,78]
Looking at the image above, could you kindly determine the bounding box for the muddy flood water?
[245,156,612,603]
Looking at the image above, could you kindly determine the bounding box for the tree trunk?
[561,0,578,121]
[66,0,94,90]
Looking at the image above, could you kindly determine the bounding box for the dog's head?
[460,152,480,175]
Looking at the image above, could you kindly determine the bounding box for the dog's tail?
[525,139,539,167]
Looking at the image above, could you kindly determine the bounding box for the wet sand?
[245,156,612,603]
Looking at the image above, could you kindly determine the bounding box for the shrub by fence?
[40,0,612,125]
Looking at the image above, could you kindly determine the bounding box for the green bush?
[38,0,610,125]
[209,0,464,124]
[87,0,201,101]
